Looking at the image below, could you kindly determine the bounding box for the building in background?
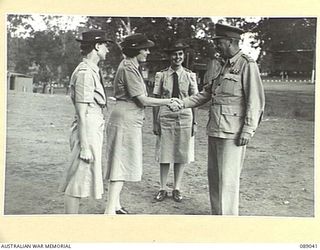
[7,72,33,93]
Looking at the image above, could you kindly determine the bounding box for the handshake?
[167,98,184,112]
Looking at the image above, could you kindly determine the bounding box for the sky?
[11,14,87,37]
[29,14,87,31]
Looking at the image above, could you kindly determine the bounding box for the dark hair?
[165,49,185,56]
[80,42,96,56]
[80,42,106,56]
[122,47,140,58]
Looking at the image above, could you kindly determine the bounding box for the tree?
[61,30,82,83]
[86,16,217,72]
[7,14,85,85]
[253,18,316,76]
[7,14,34,37]
[7,15,35,72]
[24,30,61,82]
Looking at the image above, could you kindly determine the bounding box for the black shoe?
[154,190,168,201]
[116,207,129,214]
[172,189,182,202]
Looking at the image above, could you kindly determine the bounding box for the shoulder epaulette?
[76,62,89,71]
[160,67,169,72]
[123,60,131,66]
[183,67,193,73]
[78,67,89,72]
[241,54,255,63]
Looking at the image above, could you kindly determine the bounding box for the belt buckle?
[98,103,106,109]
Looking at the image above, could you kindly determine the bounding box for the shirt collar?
[229,50,243,66]
[125,57,140,69]
[83,58,100,73]
[168,66,184,77]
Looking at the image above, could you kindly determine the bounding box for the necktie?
[172,72,179,98]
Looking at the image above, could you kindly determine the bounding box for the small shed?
[7,72,33,93]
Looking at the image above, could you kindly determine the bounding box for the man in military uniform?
[180,23,265,215]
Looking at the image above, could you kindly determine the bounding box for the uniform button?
[233,113,237,116]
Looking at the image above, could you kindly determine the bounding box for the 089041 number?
[300,244,318,248]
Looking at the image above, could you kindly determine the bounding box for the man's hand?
[237,132,251,146]
[80,146,94,163]
[168,98,183,112]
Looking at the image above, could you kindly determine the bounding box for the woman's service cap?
[76,30,114,43]
[121,33,155,49]
[163,41,189,52]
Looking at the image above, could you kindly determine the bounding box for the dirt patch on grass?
[4,83,315,216]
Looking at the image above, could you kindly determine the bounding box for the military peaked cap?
[213,23,244,40]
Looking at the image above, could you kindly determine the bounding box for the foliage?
[7,14,35,37]
[254,18,316,74]
[86,16,218,72]
[7,15,317,86]
[7,14,83,85]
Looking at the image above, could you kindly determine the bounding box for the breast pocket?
[178,81,189,96]
[161,81,172,98]
[220,73,241,95]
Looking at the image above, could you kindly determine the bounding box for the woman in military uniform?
[152,42,198,202]
[59,30,112,213]
[104,34,181,215]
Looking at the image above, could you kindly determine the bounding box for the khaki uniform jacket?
[153,66,198,132]
[70,58,106,107]
[184,50,265,139]
[153,66,198,98]
[114,57,148,102]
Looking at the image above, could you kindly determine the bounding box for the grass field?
[4,82,315,216]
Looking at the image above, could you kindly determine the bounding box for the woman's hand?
[168,98,183,112]
[153,125,161,136]
[191,122,197,136]
[153,119,161,135]
[80,146,94,163]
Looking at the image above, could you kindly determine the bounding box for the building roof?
[7,72,33,78]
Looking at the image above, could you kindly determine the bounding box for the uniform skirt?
[104,100,145,182]
[155,106,194,164]
[59,105,105,199]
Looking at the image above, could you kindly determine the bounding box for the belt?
[94,97,107,109]
[97,103,106,109]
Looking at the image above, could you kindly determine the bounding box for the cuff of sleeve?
[182,99,191,108]
[242,126,255,136]
[75,99,95,104]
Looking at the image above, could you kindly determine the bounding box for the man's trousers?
[207,136,246,215]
